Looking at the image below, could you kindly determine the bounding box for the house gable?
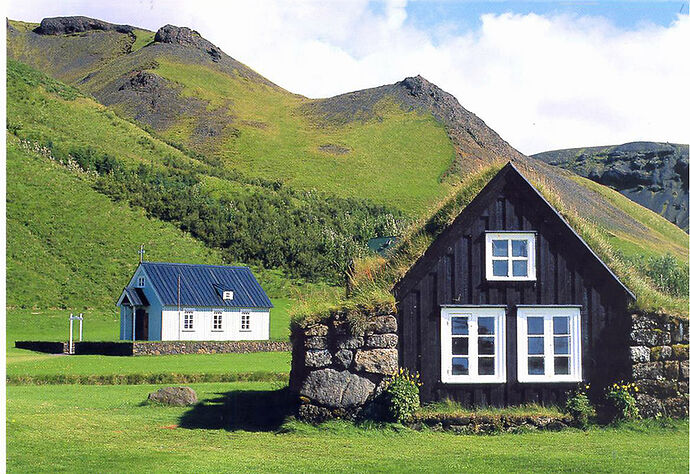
[393,162,635,406]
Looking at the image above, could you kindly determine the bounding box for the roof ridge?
[142,261,249,269]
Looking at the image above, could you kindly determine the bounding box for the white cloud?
[6,1,689,153]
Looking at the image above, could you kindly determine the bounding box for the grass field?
[6,382,689,473]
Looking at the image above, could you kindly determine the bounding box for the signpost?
[68,313,84,355]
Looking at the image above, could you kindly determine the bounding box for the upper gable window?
[485,232,536,281]
[137,276,145,287]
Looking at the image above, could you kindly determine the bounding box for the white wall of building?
[161,306,270,341]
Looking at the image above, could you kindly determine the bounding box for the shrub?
[565,385,595,427]
[381,368,422,423]
[604,381,640,422]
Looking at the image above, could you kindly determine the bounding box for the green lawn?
[7,351,290,378]
[6,382,689,473]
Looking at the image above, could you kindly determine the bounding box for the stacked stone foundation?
[629,312,688,417]
[289,303,398,422]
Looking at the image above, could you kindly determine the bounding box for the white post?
[79,313,83,342]
[69,313,74,354]
[132,306,136,341]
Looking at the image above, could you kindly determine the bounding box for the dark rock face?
[154,25,223,62]
[533,142,689,231]
[148,386,198,406]
[36,16,133,35]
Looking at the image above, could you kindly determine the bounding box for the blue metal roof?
[120,287,148,306]
[140,262,273,308]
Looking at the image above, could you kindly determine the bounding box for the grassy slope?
[7,383,689,472]
[6,136,223,310]
[139,59,456,216]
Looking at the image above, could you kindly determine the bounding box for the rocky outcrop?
[628,312,688,417]
[148,386,198,406]
[35,16,133,35]
[289,302,399,421]
[154,25,223,62]
[533,142,689,231]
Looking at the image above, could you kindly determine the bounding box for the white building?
[116,262,272,341]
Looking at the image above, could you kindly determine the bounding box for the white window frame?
[485,232,536,281]
[182,309,195,331]
[137,276,145,287]
[517,306,582,383]
[441,306,506,384]
[223,290,234,300]
[240,310,251,332]
[212,309,223,331]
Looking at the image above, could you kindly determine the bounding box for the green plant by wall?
[604,382,640,422]
[565,384,596,428]
[381,368,422,423]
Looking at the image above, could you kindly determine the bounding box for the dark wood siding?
[395,168,632,406]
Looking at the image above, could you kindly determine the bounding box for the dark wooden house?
[393,162,635,406]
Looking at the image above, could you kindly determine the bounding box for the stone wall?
[15,341,69,354]
[289,303,398,421]
[132,340,291,356]
[629,312,688,417]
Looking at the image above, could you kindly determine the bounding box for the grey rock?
[305,349,332,368]
[366,333,398,348]
[664,361,680,379]
[629,346,650,363]
[367,316,398,334]
[300,368,375,408]
[630,328,670,347]
[305,336,327,350]
[336,337,364,350]
[632,362,665,380]
[304,324,328,337]
[333,349,354,369]
[635,393,664,418]
[36,16,133,35]
[354,348,398,375]
[148,386,197,406]
[155,24,223,61]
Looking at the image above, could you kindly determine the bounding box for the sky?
[6,0,689,154]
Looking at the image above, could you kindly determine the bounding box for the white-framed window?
[517,306,582,382]
[137,276,145,287]
[441,307,506,384]
[212,310,223,331]
[485,232,536,281]
[240,310,251,331]
[223,290,234,300]
[183,309,194,330]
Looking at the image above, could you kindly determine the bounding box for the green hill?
[6,133,223,309]
[6,16,688,317]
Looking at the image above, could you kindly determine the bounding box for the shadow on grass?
[178,387,296,432]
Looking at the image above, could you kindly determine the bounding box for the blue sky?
[404,1,686,33]
[6,0,688,152]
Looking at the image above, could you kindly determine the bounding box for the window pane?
[478,337,494,355]
[528,336,544,355]
[452,337,468,355]
[492,259,509,277]
[478,317,494,335]
[478,357,495,375]
[451,317,468,335]
[512,239,528,257]
[554,357,570,375]
[452,357,469,375]
[528,356,545,375]
[512,260,528,277]
[554,336,570,355]
[553,316,570,335]
[492,239,508,257]
[527,317,543,335]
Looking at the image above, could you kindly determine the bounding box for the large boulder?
[148,386,197,406]
[300,368,375,408]
[154,25,223,61]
